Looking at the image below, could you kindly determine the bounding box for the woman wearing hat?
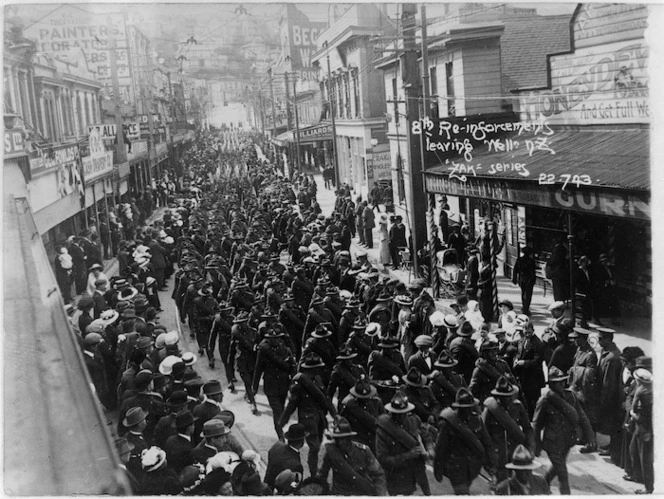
[139,446,182,495]
[434,388,497,495]
[376,390,431,495]
[532,367,595,495]
[317,417,387,496]
[628,368,653,494]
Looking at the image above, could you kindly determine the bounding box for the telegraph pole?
[324,40,340,188]
[268,68,277,139]
[401,3,426,277]
[291,75,302,173]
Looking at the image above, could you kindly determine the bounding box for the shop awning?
[425,129,649,191]
[272,131,293,147]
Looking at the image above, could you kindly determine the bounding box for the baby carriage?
[435,248,467,299]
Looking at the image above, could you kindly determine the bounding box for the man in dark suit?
[92,279,108,319]
[264,423,306,489]
[164,410,195,473]
[146,233,169,289]
[192,380,225,443]
[190,419,242,465]
[512,247,537,315]
[512,325,546,420]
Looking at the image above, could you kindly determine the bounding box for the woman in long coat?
[378,215,391,266]
[477,255,494,323]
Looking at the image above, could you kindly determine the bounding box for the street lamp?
[322,40,340,188]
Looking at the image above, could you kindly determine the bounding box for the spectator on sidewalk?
[512,247,537,315]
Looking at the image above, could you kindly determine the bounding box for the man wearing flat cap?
[317,417,387,496]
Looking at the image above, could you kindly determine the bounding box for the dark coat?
[164,433,194,472]
[317,441,387,496]
[253,338,295,397]
[148,240,168,269]
[597,342,624,434]
[407,350,435,377]
[468,358,513,403]
[512,334,546,392]
[449,336,479,384]
[430,369,467,409]
[139,466,182,495]
[264,441,304,488]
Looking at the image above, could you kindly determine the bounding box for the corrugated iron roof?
[426,129,650,191]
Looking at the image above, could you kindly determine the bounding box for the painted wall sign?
[24,6,131,81]
[82,128,114,183]
[573,4,647,49]
[88,122,140,140]
[280,4,327,80]
[424,174,650,221]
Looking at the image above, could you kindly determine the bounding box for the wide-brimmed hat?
[457,321,474,337]
[77,296,95,311]
[123,406,148,427]
[175,410,195,429]
[414,335,433,348]
[141,447,167,472]
[89,263,103,272]
[233,311,250,324]
[133,370,153,391]
[547,366,569,383]
[429,311,446,327]
[264,326,286,338]
[158,355,181,375]
[352,316,367,330]
[345,298,361,310]
[300,352,325,369]
[118,287,139,302]
[327,417,357,438]
[402,367,427,387]
[181,352,197,366]
[452,388,480,408]
[336,345,358,360]
[434,349,458,368]
[350,375,377,399]
[284,423,308,441]
[136,336,153,350]
[444,314,459,329]
[505,444,542,470]
[491,375,519,397]
[134,296,149,311]
[375,290,393,303]
[165,331,179,346]
[201,419,231,438]
[202,380,223,396]
[311,323,332,339]
[394,295,413,307]
[99,308,119,326]
[596,326,616,336]
[479,340,499,354]
[385,390,415,413]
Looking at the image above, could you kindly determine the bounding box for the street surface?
[140,173,645,495]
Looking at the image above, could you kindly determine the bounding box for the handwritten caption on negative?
[410,118,593,190]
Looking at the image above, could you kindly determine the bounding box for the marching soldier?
[301,323,337,382]
[207,301,235,382]
[369,335,407,405]
[230,310,259,414]
[253,324,296,440]
[400,367,441,424]
[430,349,468,410]
[278,352,339,476]
[469,340,514,404]
[317,417,388,496]
[433,387,497,495]
[338,298,362,346]
[327,345,366,411]
[492,444,551,495]
[192,284,217,356]
[346,316,376,369]
[567,326,599,451]
[340,375,385,452]
[376,390,432,495]
[279,292,306,360]
[482,376,534,482]
[533,367,595,495]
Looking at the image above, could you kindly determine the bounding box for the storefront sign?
[372,150,391,181]
[299,123,332,142]
[156,143,168,156]
[88,122,140,140]
[425,174,650,221]
[29,143,80,174]
[82,129,114,183]
[517,206,527,246]
[4,130,25,156]
[127,139,148,162]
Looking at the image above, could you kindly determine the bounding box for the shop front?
[298,122,333,172]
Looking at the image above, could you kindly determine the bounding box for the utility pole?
[324,40,340,188]
[401,3,426,277]
[268,68,277,139]
[284,73,293,130]
[291,75,302,173]
[258,90,266,135]
[420,5,430,117]
[107,15,126,164]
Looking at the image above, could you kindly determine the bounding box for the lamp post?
[323,40,340,188]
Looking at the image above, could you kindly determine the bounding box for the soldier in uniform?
[469,340,514,404]
[292,266,315,313]
[230,311,259,414]
[434,388,497,495]
[369,336,407,405]
[567,327,599,452]
[512,323,545,419]
[192,284,217,356]
[338,298,362,346]
[449,321,479,384]
[368,291,393,336]
[401,367,441,424]
[317,417,387,495]
[327,345,366,411]
[181,276,204,337]
[279,292,306,360]
[303,296,336,341]
[340,376,385,452]
[596,327,623,463]
[492,444,551,495]
[430,349,468,410]
[229,280,254,313]
[278,352,339,476]
[346,316,375,369]
[533,367,595,495]
[376,390,431,495]
[207,301,235,381]
[302,323,338,383]
[253,324,296,440]
[482,376,534,482]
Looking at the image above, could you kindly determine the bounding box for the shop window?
[446,62,455,117]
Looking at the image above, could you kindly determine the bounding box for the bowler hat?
[123,406,148,428]
[491,376,519,397]
[203,380,223,396]
[201,419,231,438]
[83,332,103,346]
[505,444,542,470]
[167,390,189,408]
[168,407,193,431]
[452,388,479,408]
[284,423,308,441]
[78,296,95,311]
[377,335,399,348]
[384,390,415,413]
[136,336,153,349]
[133,369,153,390]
